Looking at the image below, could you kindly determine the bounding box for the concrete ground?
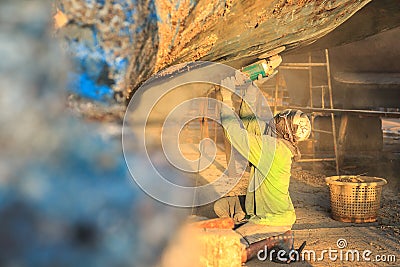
[190,119,400,267]
[245,169,399,267]
[193,163,399,267]
[144,117,400,266]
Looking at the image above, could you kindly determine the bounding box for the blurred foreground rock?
[0,1,186,266]
[161,219,243,267]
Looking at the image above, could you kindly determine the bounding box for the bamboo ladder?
[279,49,340,175]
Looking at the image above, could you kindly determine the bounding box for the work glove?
[220,71,254,105]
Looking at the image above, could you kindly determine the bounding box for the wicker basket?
[325,176,387,223]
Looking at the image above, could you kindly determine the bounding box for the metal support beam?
[281,63,328,67]
[337,114,349,167]
[325,49,340,175]
[286,106,400,118]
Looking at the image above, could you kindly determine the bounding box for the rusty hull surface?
[154,0,372,72]
[127,0,372,95]
[57,0,372,102]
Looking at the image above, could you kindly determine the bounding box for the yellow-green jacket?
[221,110,296,226]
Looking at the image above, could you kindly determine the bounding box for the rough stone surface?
[0,1,187,266]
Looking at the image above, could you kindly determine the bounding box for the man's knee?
[213,197,230,218]
[214,196,245,222]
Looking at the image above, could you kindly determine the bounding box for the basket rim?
[325,175,387,186]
